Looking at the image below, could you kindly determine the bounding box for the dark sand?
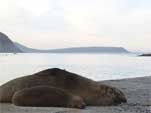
[0,76,151,113]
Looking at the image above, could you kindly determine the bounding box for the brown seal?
[12,86,85,109]
[0,68,127,107]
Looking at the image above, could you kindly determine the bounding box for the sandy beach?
[0,76,150,113]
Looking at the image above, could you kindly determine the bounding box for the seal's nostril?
[122,96,127,103]
[114,96,127,105]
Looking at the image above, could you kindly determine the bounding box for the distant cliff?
[0,32,129,54]
[0,32,22,53]
[14,42,129,53]
[14,42,43,53]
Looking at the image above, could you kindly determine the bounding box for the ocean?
[0,53,150,85]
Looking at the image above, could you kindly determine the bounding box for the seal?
[12,86,85,109]
[0,68,127,106]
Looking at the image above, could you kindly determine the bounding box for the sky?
[0,0,151,52]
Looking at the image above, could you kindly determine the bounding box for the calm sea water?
[0,53,150,85]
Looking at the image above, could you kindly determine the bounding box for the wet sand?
[0,76,151,113]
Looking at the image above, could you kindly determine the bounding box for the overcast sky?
[0,0,151,52]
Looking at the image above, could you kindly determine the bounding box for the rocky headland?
[0,32,22,53]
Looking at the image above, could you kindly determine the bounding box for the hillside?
[0,32,22,53]
[48,47,129,53]
[15,42,129,53]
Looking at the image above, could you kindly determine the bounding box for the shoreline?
[0,76,151,113]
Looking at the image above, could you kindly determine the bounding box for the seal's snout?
[113,88,127,105]
[114,94,127,105]
[121,95,127,103]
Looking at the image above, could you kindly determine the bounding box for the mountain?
[48,47,129,53]
[14,42,44,53]
[14,42,129,53]
[0,32,22,53]
[0,32,129,53]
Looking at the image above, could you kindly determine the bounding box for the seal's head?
[86,84,127,106]
[68,96,86,109]
[108,86,127,105]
